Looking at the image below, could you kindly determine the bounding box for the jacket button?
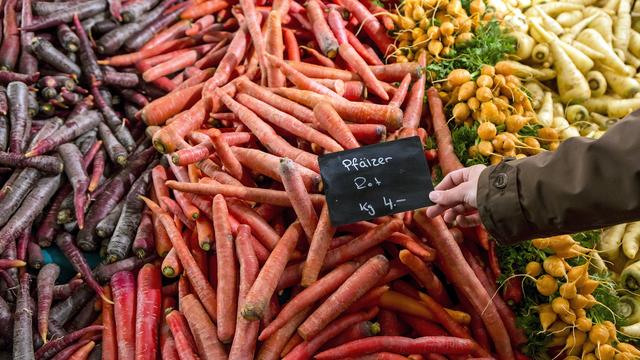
[493,173,508,189]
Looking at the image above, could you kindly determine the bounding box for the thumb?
[429,186,466,207]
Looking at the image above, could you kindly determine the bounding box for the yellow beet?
[549,320,570,337]
[477,141,493,157]
[579,279,600,295]
[452,102,470,122]
[560,281,577,299]
[458,81,476,101]
[570,294,589,310]
[597,344,616,360]
[552,297,571,315]
[576,316,593,332]
[537,274,558,296]
[476,87,493,102]
[538,304,557,331]
[478,122,497,140]
[544,256,567,277]
[447,69,471,87]
[589,323,609,344]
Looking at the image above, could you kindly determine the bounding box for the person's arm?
[477,111,640,244]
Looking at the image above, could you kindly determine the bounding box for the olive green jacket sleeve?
[477,110,640,245]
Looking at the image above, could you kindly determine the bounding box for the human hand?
[426,164,486,227]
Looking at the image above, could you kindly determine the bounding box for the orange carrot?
[347,285,390,313]
[143,50,199,83]
[265,10,286,87]
[142,197,218,322]
[181,294,228,359]
[300,203,337,286]
[229,224,261,359]
[135,60,176,92]
[273,88,403,130]
[279,158,318,239]
[193,43,229,70]
[398,250,448,304]
[171,178,325,207]
[68,340,95,360]
[242,222,303,320]
[303,47,336,68]
[236,77,316,124]
[141,83,204,126]
[285,61,356,81]
[201,24,248,94]
[212,194,237,343]
[236,93,343,152]
[313,102,359,149]
[257,307,312,360]
[337,40,388,100]
[238,0,267,82]
[283,28,300,61]
[346,31,384,66]
[298,255,389,340]
[403,53,426,128]
[209,129,244,180]
[267,54,342,99]
[102,285,117,360]
[426,87,463,175]
[231,146,321,192]
[369,63,421,82]
[185,15,214,36]
[195,218,213,251]
[215,88,320,172]
[306,0,339,58]
[153,213,172,257]
[165,310,198,360]
[101,37,196,66]
[389,74,411,108]
[227,199,280,250]
[181,0,229,19]
[134,263,161,360]
[152,98,211,153]
[162,247,182,278]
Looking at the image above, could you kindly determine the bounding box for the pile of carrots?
[0,0,542,358]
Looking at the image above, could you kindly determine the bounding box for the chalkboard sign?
[319,136,433,226]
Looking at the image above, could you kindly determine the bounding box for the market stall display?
[0,0,637,358]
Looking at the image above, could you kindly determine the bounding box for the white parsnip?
[576,29,628,75]
[598,223,627,261]
[622,222,640,259]
[614,0,632,51]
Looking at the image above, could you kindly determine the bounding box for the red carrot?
[134,264,161,360]
[265,10,286,87]
[267,54,341,99]
[142,196,218,322]
[303,46,336,68]
[279,158,318,239]
[389,74,411,108]
[313,101,359,149]
[427,87,463,175]
[257,307,313,360]
[403,53,427,128]
[398,250,449,305]
[242,222,303,320]
[0,0,19,70]
[398,314,447,337]
[182,294,228,359]
[283,28,301,61]
[212,194,237,343]
[35,325,103,360]
[338,41,388,100]
[210,128,244,180]
[301,203,337,286]
[111,270,136,359]
[67,340,95,360]
[165,310,198,360]
[285,61,356,81]
[227,199,280,250]
[181,0,228,19]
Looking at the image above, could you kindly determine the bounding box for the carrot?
[165,310,198,360]
[143,19,191,50]
[49,340,92,360]
[242,222,303,320]
[101,286,117,360]
[210,129,244,180]
[239,0,267,84]
[202,26,249,95]
[273,88,403,130]
[258,307,313,360]
[279,158,319,239]
[229,224,261,359]
[35,325,103,359]
[306,0,339,58]
[67,340,95,360]
[141,83,204,126]
[142,197,218,323]
[37,263,59,342]
[338,0,392,55]
[303,47,336,68]
[338,42,388,100]
[194,218,213,251]
[283,28,301,61]
[227,199,280,250]
[213,89,320,172]
[236,93,343,152]
[413,212,513,360]
[56,232,108,304]
[325,320,381,348]
[265,10,286,87]
[260,262,358,341]
[267,54,342,99]
[133,264,161,360]
[426,87,463,175]
[398,250,448,305]
[236,77,316,124]
[313,102,359,150]
[110,271,136,359]
[298,202,336,285]
[316,336,482,359]
[10,271,31,359]
[210,194,237,342]
[285,308,379,359]
[193,42,229,70]
[231,147,321,192]
[181,294,228,359]
[403,54,427,128]
[398,314,446,337]
[0,0,19,70]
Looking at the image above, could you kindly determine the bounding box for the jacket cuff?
[477,161,531,245]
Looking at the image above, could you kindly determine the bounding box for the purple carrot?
[35,325,103,360]
[7,81,29,154]
[123,6,184,51]
[26,110,102,157]
[92,84,135,152]
[52,278,84,300]
[0,169,39,227]
[0,152,63,173]
[93,255,149,283]
[0,0,19,70]
[16,228,29,261]
[48,285,93,338]
[19,0,38,75]
[73,14,104,83]
[57,24,80,53]
[13,271,33,359]
[0,71,39,85]
[30,37,82,77]
[22,1,107,31]
[36,185,71,247]
[121,0,160,23]
[27,241,43,269]
[97,0,177,54]
[80,12,108,34]
[60,89,83,105]
[33,0,106,16]
[94,19,119,34]
[0,116,7,153]
[67,296,99,331]
[123,102,140,123]
[75,129,98,156]
[56,232,109,303]
[0,86,6,116]
[120,89,148,108]
[132,209,154,259]
[107,170,150,262]
[0,268,16,290]
[58,143,89,229]
[98,122,128,166]
[27,116,63,150]
[27,90,38,120]
[96,201,124,238]
[0,173,60,254]
[81,139,102,168]
[103,71,140,88]
[0,296,12,339]
[76,147,156,251]
[37,263,60,342]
